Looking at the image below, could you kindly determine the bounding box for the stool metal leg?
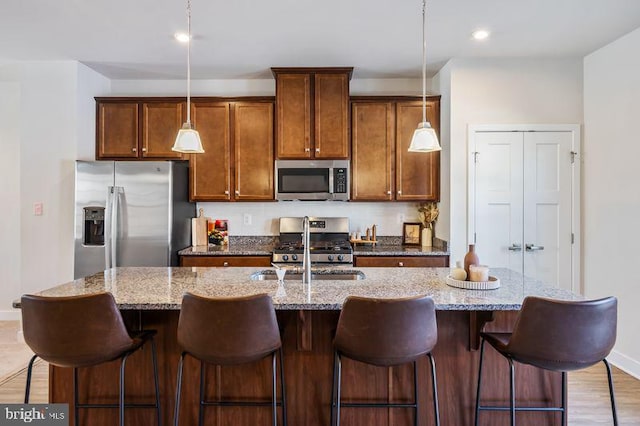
[603,359,619,426]
[279,348,287,426]
[474,337,486,426]
[330,352,337,426]
[73,367,79,426]
[336,354,342,426]
[24,354,38,403]
[413,361,418,426]
[150,337,162,426]
[173,352,186,426]
[428,353,440,426]
[120,352,131,426]
[198,360,205,426]
[508,358,515,426]
[272,353,278,426]
[561,371,567,426]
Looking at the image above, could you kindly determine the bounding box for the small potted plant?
[417,202,439,248]
[208,229,225,245]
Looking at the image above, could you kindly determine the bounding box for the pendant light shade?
[172,0,204,154]
[408,0,441,153]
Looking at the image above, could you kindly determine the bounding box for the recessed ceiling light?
[472,30,490,41]
[174,32,190,43]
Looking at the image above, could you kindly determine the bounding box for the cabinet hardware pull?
[142,147,147,152]
[397,190,402,195]
[235,190,240,195]
[398,262,404,267]
[304,148,310,152]
[224,190,229,195]
[525,244,545,251]
[132,148,137,152]
[386,191,392,195]
[315,148,320,152]
[223,262,229,267]
[508,244,522,251]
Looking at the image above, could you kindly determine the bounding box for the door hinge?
[472,152,479,163]
[570,151,578,164]
[571,233,575,244]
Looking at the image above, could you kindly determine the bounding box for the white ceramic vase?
[421,227,433,247]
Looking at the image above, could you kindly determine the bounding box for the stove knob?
[282,255,289,261]
[338,255,344,261]
[328,255,334,262]
[292,254,298,261]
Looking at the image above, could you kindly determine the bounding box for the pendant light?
[172,0,204,153]
[408,0,441,153]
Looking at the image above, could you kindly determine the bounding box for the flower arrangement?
[208,229,227,245]
[418,202,439,231]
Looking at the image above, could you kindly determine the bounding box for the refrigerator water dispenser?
[83,207,105,246]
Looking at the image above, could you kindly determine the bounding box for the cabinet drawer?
[354,256,448,268]
[180,256,272,267]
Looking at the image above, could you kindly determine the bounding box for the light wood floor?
[0,361,638,424]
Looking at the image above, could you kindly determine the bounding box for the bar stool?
[474,296,618,426]
[174,292,286,426]
[331,295,440,426]
[20,293,161,426]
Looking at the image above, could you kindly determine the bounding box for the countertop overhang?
[18,266,581,311]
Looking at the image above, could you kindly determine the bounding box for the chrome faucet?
[302,216,312,284]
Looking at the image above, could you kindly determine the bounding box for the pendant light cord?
[422,0,427,124]
[186,0,192,125]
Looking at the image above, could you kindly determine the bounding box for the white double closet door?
[471,129,577,290]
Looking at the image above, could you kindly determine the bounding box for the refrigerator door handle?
[105,186,114,269]
[111,186,121,268]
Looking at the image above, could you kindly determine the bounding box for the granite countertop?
[179,236,450,257]
[27,266,580,311]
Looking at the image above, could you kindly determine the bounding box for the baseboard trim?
[608,350,640,380]
[0,310,20,321]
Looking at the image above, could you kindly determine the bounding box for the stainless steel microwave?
[275,160,350,201]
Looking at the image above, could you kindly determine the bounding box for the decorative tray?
[446,275,501,290]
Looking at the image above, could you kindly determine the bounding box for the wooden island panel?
[50,309,560,426]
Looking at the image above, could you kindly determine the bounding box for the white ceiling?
[1,0,640,80]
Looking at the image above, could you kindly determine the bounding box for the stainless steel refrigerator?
[74,161,195,279]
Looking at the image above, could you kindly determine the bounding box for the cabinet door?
[314,73,349,159]
[97,102,139,159]
[190,102,231,201]
[141,102,185,159]
[351,102,394,200]
[234,102,274,200]
[275,74,311,158]
[180,256,272,267]
[395,101,440,201]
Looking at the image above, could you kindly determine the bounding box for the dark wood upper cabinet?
[351,102,394,200]
[351,97,440,202]
[189,100,274,202]
[234,102,274,200]
[141,102,185,159]
[97,102,139,158]
[272,67,352,159]
[396,100,440,201]
[189,102,231,201]
[96,98,185,160]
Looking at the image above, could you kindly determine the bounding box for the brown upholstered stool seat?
[20,292,161,426]
[331,295,440,426]
[173,292,286,426]
[474,296,618,426]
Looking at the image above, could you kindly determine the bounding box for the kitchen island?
[30,267,580,425]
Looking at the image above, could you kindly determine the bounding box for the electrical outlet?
[34,202,43,216]
[243,213,252,226]
[397,213,405,224]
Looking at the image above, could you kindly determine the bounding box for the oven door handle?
[328,169,334,194]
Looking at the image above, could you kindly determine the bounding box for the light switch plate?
[243,213,252,226]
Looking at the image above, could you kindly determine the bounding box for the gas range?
[272,217,353,265]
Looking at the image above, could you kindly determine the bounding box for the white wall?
[0,61,110,318]
[584,27,640,378]
[0,80,21,319]
[436,58,583,264]
[432,63,452,245]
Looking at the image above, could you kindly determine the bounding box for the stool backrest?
[508,296,617,371]
[21,292,134,368]
[334,295,437,366]
[178,292,281,365]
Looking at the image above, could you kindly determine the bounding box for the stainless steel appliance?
[272,217,353,264]
[74,161,195,279]
[275,160,349,201]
